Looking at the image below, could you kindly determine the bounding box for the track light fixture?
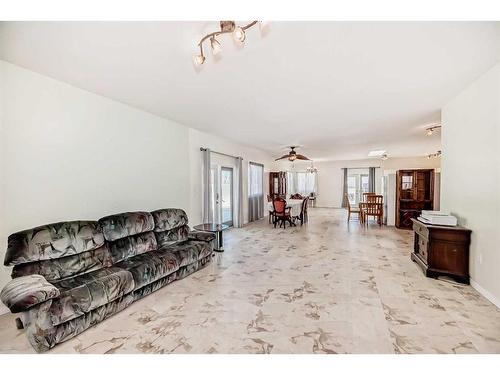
[427,150,442,159]
[425,124,442,136]
[210,37,222,55]
[194,21,262,65]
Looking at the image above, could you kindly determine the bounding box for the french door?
[211,166,234,226]
[347,173,369,205]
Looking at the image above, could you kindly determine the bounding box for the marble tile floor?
[0,208,499,354]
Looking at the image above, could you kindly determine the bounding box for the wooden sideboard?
[411,218,471,284]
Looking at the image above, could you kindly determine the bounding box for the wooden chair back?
[272,198,287,216]
[366,194,383,204]
[362,192,376,201]
[344,193,351,209]
[301,197,308,215]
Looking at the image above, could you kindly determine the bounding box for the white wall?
[312,157,440,209]
[188,128,274,225]
[441,62,500,307]
[0,61,194,313]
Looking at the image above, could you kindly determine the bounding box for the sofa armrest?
[0,275,60,313]
[188,231,216,243]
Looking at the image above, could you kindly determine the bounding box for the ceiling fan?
[275,146,311,162]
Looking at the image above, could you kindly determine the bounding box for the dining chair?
[361,195,383,226]
[272,198,293,228]
[297,197,309,225]
[345,193,361,222]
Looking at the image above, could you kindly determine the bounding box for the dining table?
[267,198,304,218]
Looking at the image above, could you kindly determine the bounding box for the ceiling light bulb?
[210,37,221,55]
[289,155,297,161]
[381,154,388,160]
[426,128,434,136]
[233,26,246,43]
[193,54,205,66]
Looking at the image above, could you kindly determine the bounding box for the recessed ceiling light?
[368,150,387,157]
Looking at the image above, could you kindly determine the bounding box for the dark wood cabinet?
[269,172,287,199]
[396,169,434,229]
[411,218,471,284]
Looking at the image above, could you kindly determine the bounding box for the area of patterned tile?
[0,208,499,354]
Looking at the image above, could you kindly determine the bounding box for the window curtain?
[368,167,376,193]
[234,157,244,228]
[248,162,264,222]
[286,171,317,197]
[201,148,212,223]
[341,168,348,208]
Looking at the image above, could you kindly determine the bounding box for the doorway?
[347,170,370,205]
[211,166,234,226]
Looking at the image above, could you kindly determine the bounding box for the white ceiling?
[1,21,499,161]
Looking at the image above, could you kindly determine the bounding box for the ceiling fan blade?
[296,154,311,161]
[275,154,290,161]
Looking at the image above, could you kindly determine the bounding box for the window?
[248,162,264,222]
[287,171,317,197]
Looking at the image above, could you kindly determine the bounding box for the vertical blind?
[248,162,264,222]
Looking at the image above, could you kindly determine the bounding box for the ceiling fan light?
[233,26,246,43]
[210,37,221,55]
[193,54,205,66]
[426,128,434,136]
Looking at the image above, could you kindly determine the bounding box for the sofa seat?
[115,248,179,290]
[165,239,213,267]
[49,266,135,326]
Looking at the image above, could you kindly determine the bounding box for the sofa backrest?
[98,211,157,264]
[151,208,189,248]
[3,209,190,281]
[6,221,111,282]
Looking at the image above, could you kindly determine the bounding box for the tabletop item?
[193,223,229,252]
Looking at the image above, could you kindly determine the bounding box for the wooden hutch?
[269,172,287,199]
[396,169,434,229]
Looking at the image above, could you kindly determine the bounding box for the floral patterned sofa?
[0,209,215,352]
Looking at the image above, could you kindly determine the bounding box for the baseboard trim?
[470,279,500,309]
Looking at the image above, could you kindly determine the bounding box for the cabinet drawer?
[413,220,429,239]
[418,236,428,262]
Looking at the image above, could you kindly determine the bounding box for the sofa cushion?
[99,212,154,242]
[4,221,105,266]
[12,244,113,282]
[108,231,157,264]
[50,267,134,326]
[151,208,188,231]
[154,225,189,248]
[0,275,60,313]
[115,249,179,290]
[167,240,213,267]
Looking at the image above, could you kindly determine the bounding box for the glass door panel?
[221,167,233,226]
